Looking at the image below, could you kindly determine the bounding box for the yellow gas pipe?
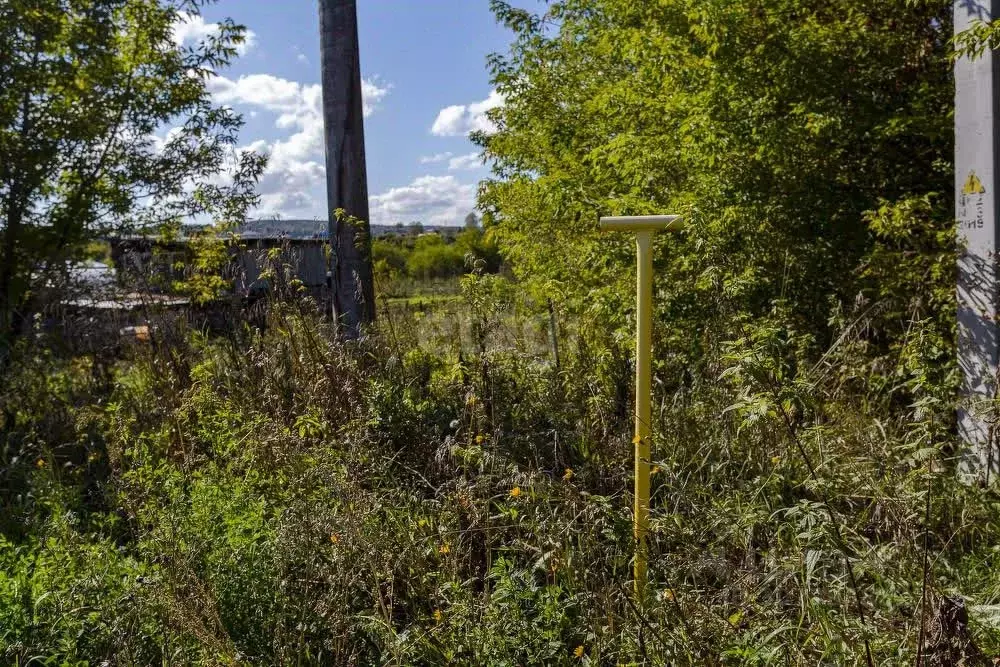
[599,215,683,599]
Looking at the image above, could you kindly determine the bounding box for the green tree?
[480,0,954,370]
[476,7,963,659]
[406,233,466,280]
[0,0,264,373]
[456,224,502,273]
[372,237,408,274]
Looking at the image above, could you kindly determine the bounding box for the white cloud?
[209,74,389,126]
[149,126,185,153]
[369,175,477,226]
[207,73,390,216]
[448,152,483,171]
[251,150,325,215]
[431,90,504,137]
[419,152,453,164]
[209,74,312,117]
[360,79,391,118]
[172,12,215,46]
[172,11,257,56]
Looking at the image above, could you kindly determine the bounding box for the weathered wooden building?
[110,233,329,298]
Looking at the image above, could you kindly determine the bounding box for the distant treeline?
[372,223,502,282]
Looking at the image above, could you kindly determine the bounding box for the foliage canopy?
[480,0,954,374]
[0,0,264,370]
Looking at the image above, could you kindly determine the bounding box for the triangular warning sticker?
[963,171,986,195]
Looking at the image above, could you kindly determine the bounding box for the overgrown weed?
[1,279,999,665]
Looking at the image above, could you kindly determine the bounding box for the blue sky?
[175,1,517,226]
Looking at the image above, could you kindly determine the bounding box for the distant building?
[240,218,462,239]
[109,218,467,297]
[110,232,328,298]
[237,219,328,240]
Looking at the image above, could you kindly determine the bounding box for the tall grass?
[2,278,999,665]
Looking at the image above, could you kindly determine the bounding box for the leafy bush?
[406,235,467,280]
[3,286,1000,664]
[371,228,503,290]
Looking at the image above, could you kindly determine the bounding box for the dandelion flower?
[35,458,45,468]
[329,533,340,544]
[509,486,521,498]
[771,455,781,465]
[433,609,443,623]
[439,543,451,555]
[475,434,485,444]
[563,468,574,481]
[574,645,585,658]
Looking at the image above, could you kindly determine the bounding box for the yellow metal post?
[634,229,653,596]
[599,214,682,599]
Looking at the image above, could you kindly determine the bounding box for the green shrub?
[3,284,996,664]
[406,234,467,280]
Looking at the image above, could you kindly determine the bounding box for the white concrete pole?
[956,0,1000,482]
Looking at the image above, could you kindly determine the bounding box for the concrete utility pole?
[956,0,1000,482]
[318,0,375,337]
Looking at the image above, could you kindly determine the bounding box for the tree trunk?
[318,0,376,338]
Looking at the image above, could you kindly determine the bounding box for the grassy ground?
[2,277,1000,665]
[379,275,557,362]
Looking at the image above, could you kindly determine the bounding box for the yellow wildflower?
[574,645,585,658]
[35,458,45,468]
[475,434,485,444]
[651,466,661,475]
[771,455,781,465]
[562,468,574,481]
[329,533,340,544]
[662,589,675,602]
[439,543,451,555]
[509,486,521,498]
[433,609,443,623]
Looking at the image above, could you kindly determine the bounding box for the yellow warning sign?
[963,171,986,195]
